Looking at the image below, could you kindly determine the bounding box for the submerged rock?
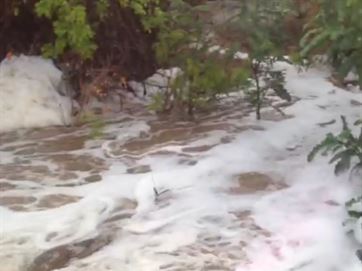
[229,172,285,195]
[28,234,113,271]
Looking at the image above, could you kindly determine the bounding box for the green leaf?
[334,154,352,175]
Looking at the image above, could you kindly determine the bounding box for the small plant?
[308,116,362,253]
[237,0,292,120]
[79,112,105,139]
[246,60,291,120]
[308,116,362,176]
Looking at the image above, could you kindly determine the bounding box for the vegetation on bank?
[1,0,360,117]
[0,0,296,118]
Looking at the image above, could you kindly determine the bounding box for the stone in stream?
[0,182,16,191]
[126,164,151,174]
[229,172,285,195]
[84,174,102,183]
[28,233,113,271]
[36,194,81,209]
[0,196,37,206]
[351,99,362,106]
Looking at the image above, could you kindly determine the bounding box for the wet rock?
[37,135,87,153]
[36,194,81,209]
[110,198,137,216]
[150,150,191,158]
[105,212,133,223]
[0,131,19,145]
[0,145,18,152]
[220,136,234,144]
[0,164,52,181]
[192,124,229,133]
[351,99,362,106]
[200,215,224,224]
[119,198,137,210]
[49,154,107,172]
[8,205,29,212]
[28,234,113,271]
[261,110,293,122]
[324,200,340,206]
[1,142,37,153]
[0,196,37,206]
[202,235,222,243]
[59,172,79,181]
[0,182,16,191]
[229,172,284,194]
[126,165,151,174]
[234,125,265,133]
[203,264,230,270]
[178,159,198,166]
[160,263,174,270]
[84,174,102,183]
[14,147,38,155]
[122,129,188,153]
[231,210,252,220]
[182,145,216,153]
[237,172,273,192]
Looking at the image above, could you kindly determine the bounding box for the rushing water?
[0,62,361,271]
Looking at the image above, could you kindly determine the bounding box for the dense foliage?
[34,0,164,58]
[151,1,248,118]
[1,0,160,89]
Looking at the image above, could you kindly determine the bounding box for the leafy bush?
[35,0,95,58]
[34,0,164,59]
[300,0,362,87]
[152,0,248,118]
[308,116,362,176]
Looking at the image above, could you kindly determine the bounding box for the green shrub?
[308,116,362,176]
[152,0,248,118]
[35,0,95,58]
[35,0,164,59]
[237,0,292,120]
[78,112,105,139]
[301,0,362,87]
[308,118,362,249]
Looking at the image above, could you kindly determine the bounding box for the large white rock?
[0,55,72,133]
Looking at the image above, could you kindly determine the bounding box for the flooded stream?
[0,62,361,271]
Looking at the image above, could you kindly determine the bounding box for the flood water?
[0,64,361,271]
